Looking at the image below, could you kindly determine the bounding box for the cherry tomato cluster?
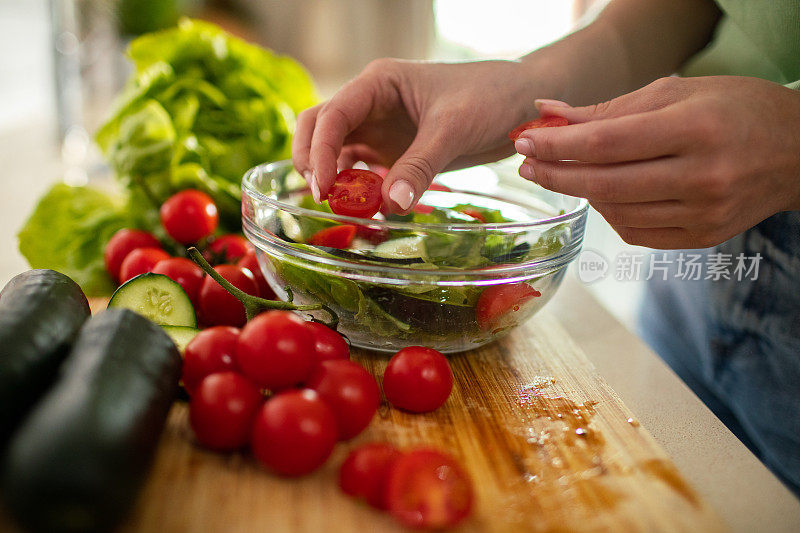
[103,189,277,326]
[339,443,473,529]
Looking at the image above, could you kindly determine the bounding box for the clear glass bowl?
[242,160,588,354]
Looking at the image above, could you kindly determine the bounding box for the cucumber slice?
[161,325,200,353]
[108,273,197,328]
[372,236,427,260]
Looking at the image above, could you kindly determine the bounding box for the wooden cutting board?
[98,300,723,532]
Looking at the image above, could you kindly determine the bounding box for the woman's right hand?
[292,59,549,213]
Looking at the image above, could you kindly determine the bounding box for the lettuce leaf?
[17,184,133,296]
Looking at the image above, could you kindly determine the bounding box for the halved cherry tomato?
[412,204,435,215]
[152,257,205,307]
[508,115,569,141]
[306,360,379,440]
[119,247,170,283]
[104,228,161,282]
[181,326,241,396]
[460,207,486,222]
[382,346,453,413]
[339,443,403,509]
[428,182,451,192]
[189,371,262,451]
[309,224,357,248]
[251,389,338,476]
[475,283,541,330]
[160,189,219,244]
[198,265,258,327]
[237,311,316,389]
[237,250,275,300]
[385,449,474,529]
[355,224,389,245]
[205,234,252,264]
[327,169,383,219]
[306,321,349,362]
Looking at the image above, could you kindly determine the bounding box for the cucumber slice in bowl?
[161,325,200,353]
[108,273,197,328]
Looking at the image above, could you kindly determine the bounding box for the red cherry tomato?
[508,115,569,142]
[206,234,252,264]
[198,265,258,327]
[189,371,263,451]
[182,326,241,396]
[427,182,452,192]
[339,443,403,509]
[160,189,219,244]
[383,346,453,413]
[355,224,389,245]
[327,169,383,219]
[104,228,161,282]
[251,389,338,476]
[237,311,315,389]
[309,224,357,248]
[460,207,486,223]
[385,449,474,529]
[412,204,434,215]
[475,283,541,331]
[306,321,349,362]
[306,360,379,440]
[119,247,170,283]
[152,257,205,306]
[237,250,275,300]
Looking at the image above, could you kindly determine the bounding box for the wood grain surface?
[101,303,725,533]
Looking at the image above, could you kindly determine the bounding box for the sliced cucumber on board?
[162,325,200,353]
[108,273,197,327]
[0,269,90,445]
[1,308,182,533]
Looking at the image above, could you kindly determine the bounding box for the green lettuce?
[18,184,133,296]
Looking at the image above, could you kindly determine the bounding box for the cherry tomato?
[237,311,315,389]
[475,283,541,331]
[181,326,241,396]
[237,250,275,300]
[355,224,389,245]
[427,182,451,192]
[327,169,383,219]
[309,224,357,248]
[152,257,205,306]
[412,204,434,215]
[160,189,219,244]
[383,346,453,413]
[339,443,403,509]
[385,449,474,529]
[198,265,258,327]
[189,372,262,451]
[460,207,486,223]
[205,234,252,264]
[119,247,171,283]
[306,360,379,440]
[306,322,349,362]
[251,389,338,476]
[104,228,161,282]
[508,115,569,142]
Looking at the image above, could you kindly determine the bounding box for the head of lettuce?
[18,19,317,296]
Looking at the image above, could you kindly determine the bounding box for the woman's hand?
[292,59,552,212]
[515,76,800,249]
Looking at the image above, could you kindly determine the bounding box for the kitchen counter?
[1,121,799,531]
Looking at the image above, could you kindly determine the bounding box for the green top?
[683,0,800,90]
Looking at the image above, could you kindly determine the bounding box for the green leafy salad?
[262,193,568,348]
[18,19,317,295]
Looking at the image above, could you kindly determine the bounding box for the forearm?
[519,0,722,105]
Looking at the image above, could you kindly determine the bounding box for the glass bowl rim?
[242,160,589,231]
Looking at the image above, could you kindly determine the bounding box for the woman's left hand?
[514,76,800,249]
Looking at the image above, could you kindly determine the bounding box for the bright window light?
[434,0,576,58]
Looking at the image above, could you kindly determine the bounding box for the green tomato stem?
[187,247,338,326]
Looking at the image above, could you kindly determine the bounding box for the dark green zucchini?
[1,308,182,533]
[0,269,90,444]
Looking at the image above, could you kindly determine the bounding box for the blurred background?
[0,0,647,329]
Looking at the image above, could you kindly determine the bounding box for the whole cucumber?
[2,308,182,533]
[0,269,90,444]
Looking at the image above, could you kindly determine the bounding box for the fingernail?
[389,180,415,210]
[514,138,534,157]
[534,98,570,110]
[310,172,321,203]
[519,163,535,180]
